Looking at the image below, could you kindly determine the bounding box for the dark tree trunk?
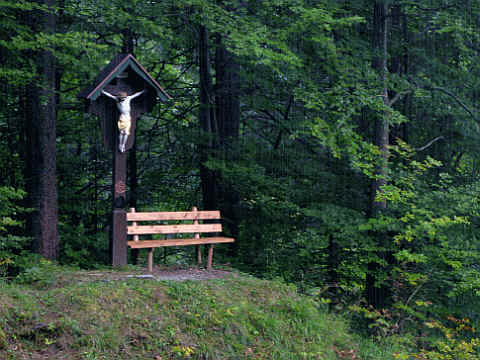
[215,36,240,144]
[198,25,218,210]
[400,7,410,143]
[366,0,389,310]
[327,234,339,288]
[122,28,135,54]
[214,35,241,255]
[198,28,242,259]
[25,0,59,260]
[390,4,409,144]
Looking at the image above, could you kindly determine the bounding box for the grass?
[0,265,403,359]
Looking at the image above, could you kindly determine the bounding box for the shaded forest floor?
[0,265,404,359]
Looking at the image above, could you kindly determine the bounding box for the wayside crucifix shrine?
[79,53,171,266]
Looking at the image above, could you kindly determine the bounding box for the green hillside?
[0,266,400,360]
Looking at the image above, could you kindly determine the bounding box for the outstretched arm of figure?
[101,90,117,100]
[128,89,145,100]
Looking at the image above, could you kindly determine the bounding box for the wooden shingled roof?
[78,53,171,101]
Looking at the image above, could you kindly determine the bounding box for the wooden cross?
[79,53,171,266]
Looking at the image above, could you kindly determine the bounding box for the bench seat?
[128,237,234,249]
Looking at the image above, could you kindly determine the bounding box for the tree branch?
[426,86,479,123]
[388,90,411,107]
[416,4,457,12]
[415,136,445,152]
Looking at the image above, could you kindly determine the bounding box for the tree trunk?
[25,0,59,260]
[390,4,409,144]
[122,28,135,54]
[366,0,389,310]
[214,35,241,255]
[215,36,240,144]
[198,25,218,210]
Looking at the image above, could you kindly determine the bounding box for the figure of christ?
[101,89,145,152]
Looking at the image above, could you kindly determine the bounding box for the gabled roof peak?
[78,53,171,102]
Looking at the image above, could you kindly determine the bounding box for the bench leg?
[196,245,202,266]
[148,248,154,273]
[207,244,214,270]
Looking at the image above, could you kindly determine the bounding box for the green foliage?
[0,187,30,278]
[59,222,109,268]
[0,187,25,229]
[396,317,480,360]
[15,258,62,288]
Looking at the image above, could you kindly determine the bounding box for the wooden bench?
[126,207,234,272]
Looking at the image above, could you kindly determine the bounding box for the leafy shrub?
[0,187,30,278]
[395,317,480,360]
[59,221,109,268]
[15,258,60,287]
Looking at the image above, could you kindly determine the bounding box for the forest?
[1,0,480,358]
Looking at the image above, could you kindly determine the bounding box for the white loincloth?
[118,113,131,135]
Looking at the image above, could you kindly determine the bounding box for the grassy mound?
[0,267,400,359]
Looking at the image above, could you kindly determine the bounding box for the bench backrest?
[126,208,222,236]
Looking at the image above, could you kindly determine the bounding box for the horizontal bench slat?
[127,211,221,221]
[127,223,222,235]
[127,237,235,249]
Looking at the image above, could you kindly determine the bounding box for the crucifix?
[79,53,171,266]
[101,89,145,153]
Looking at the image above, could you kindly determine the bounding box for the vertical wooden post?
[207,244,214,270]
[148,248,154,273]
[112,148,127,267]
[193,206,202,265]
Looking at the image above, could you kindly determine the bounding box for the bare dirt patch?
[149,266,234,281]
[77,265,235,283]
